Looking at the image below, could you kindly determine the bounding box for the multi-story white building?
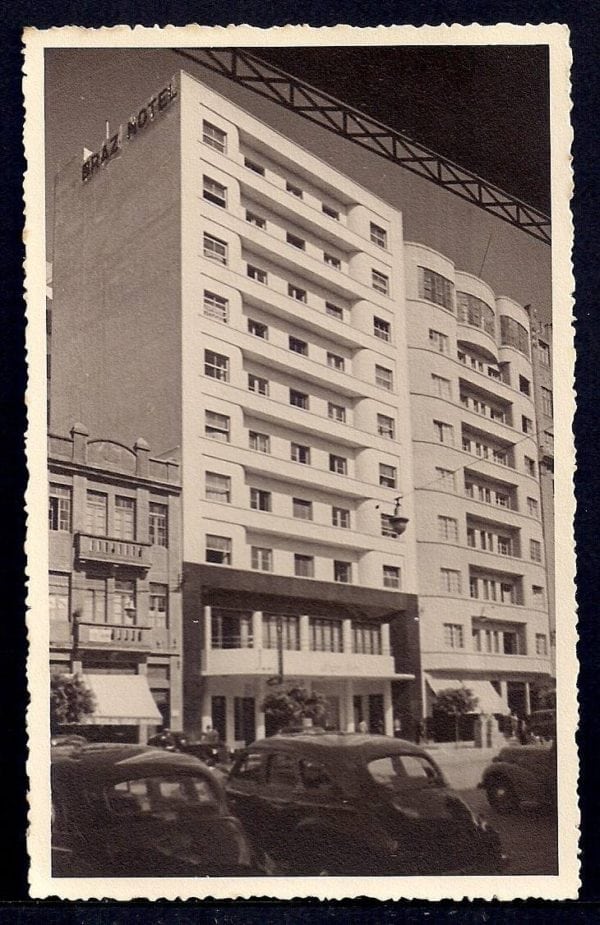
[49,70,552,746]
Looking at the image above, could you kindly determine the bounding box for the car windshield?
[367,753,442,791]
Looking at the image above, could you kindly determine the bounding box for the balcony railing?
[76,620,153,650]
[76,532,152,569]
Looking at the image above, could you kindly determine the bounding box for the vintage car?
[479,741,557,814]
[51,742,265,877]
[225,731,506,876]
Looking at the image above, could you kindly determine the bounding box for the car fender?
[294,810,394,856]
[481,760,541,803]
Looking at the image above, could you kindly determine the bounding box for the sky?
[44,44,552,318]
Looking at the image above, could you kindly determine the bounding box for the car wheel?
[486,777,520,814]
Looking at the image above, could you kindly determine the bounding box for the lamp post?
[266,614,284,687]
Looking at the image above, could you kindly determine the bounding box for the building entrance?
[234,696,256,745]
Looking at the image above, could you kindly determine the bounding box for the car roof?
[52,743,217,781]
[244,733,431,761]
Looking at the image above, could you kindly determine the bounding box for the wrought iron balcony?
[75,620,153,651]
[75,532,152,570]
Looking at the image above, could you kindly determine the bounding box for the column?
[254,678,265,741]
[203,606,212,674]
[524,681,531,716]
[381,622,390,656]
[226,695,236,749]
[499,680,508,707]
[201,686,212,733]
[252,610,263,651]
[137,660,148,744]
[383,682,393,736]
[344,678,355,732]
[342,617,352,654]
[299,614,310,651]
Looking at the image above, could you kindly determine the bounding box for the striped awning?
[80,673,162,725]
[427,677,508,714]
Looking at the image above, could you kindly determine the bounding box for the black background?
[1,0,598,916]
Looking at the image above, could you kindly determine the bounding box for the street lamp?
[266,614,284,687]
[389,496,409,536]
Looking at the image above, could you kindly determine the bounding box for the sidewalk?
[423,742,504,790]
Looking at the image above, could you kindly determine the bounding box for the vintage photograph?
[24,24,577,900]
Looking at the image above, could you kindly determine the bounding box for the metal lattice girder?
[173,47,551,245]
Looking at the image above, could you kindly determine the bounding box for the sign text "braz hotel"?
[82,82,178,182]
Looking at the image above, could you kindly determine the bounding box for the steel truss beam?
[173,47,551,246]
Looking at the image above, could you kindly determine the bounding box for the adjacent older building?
[48,424,182,742]
[48,70,553,746]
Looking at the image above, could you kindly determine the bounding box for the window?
[527,496,539,516]
[372,269,389,295]
[202,120,226,152]
[294,554,314,578]
[324,252,341,269]
[519,375,531,396]
[114,579,136,624]
[524,456,536,476]
[291,443,310,464]
[377,414,395,439]
[251,546,273,572]
[310,617,342,651]
[289,336,308,356]
[522,416,534,435]
[379,463,397,489]
[419,267,454,310]
[249,431,270,453]
[443,623,464,648]
[49,573,69,622]
[328,402,346,423]
[247,264,268,284]
[203,232,228,264]
[246,210,266,229]
[49,484,71,532]
[149,583,168,629]
[288,283,307,303]
[248,374,269,396]
[431,374,451,399]
[383,565,401,589]
[535,633,548,656]
[205,410,230,442]
[538,340,551,366]
[436,467,455,491]
[332,507,350,529]
[204,350,229,382]
[244,156,265,176]
[83,579,106,624]
[149,502,168,546]
[500,315,530,356]
[204,290,229,322]
[434,420,453,445]
[370,222,387,248]
[205,472,231,503]
[322,203,339,220]
[206,534,232,565]
[114,496,135,540]
[250,488,271,512]
[438,516,458,542]
[373,316,391,341]
[530,539,542,562]
[469,576,479,598]
[287,231,305,250]
[286,181,303,198]
[327,352,345,371]
[532,585,545,605]
[248,319,269,340]
[456,291,495,335]
[86,490,107,536]
[467,527,476,548]
[290,389,309,410]
[325,301,343,321]
[293,498,313,520]
[541,387,553,417]
[353,621,382,654]
[381,514,398,537]
[497,536,512,556]
[375,365,393,390]
[334,560,352,583]
[263,614,300,651]
[329,454,347,475]
[202,175,227,207]
[429,329,449,353]
[440,569,461,594]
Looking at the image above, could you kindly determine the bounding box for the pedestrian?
[517,716,529,745]
[357,719,368,733]
[203,724,219,745]
[415,719,425,745]
[393,716,402,738]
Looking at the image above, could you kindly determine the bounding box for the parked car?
[51,742,265,877]
[479,741,557,814]
[147,731,223,766]
[226,731,506,876]
[526,709,556,741]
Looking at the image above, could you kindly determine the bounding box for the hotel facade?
[49,71,552,747]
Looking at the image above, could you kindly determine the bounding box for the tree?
[262,686,328,734]
[434,687,478,745]
[50,672,96,733]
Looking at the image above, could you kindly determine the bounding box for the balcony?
[203,645,397,678]
[75,620,153,651]
[75,533,152,570]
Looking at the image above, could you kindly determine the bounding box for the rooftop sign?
[82,80,178,183]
